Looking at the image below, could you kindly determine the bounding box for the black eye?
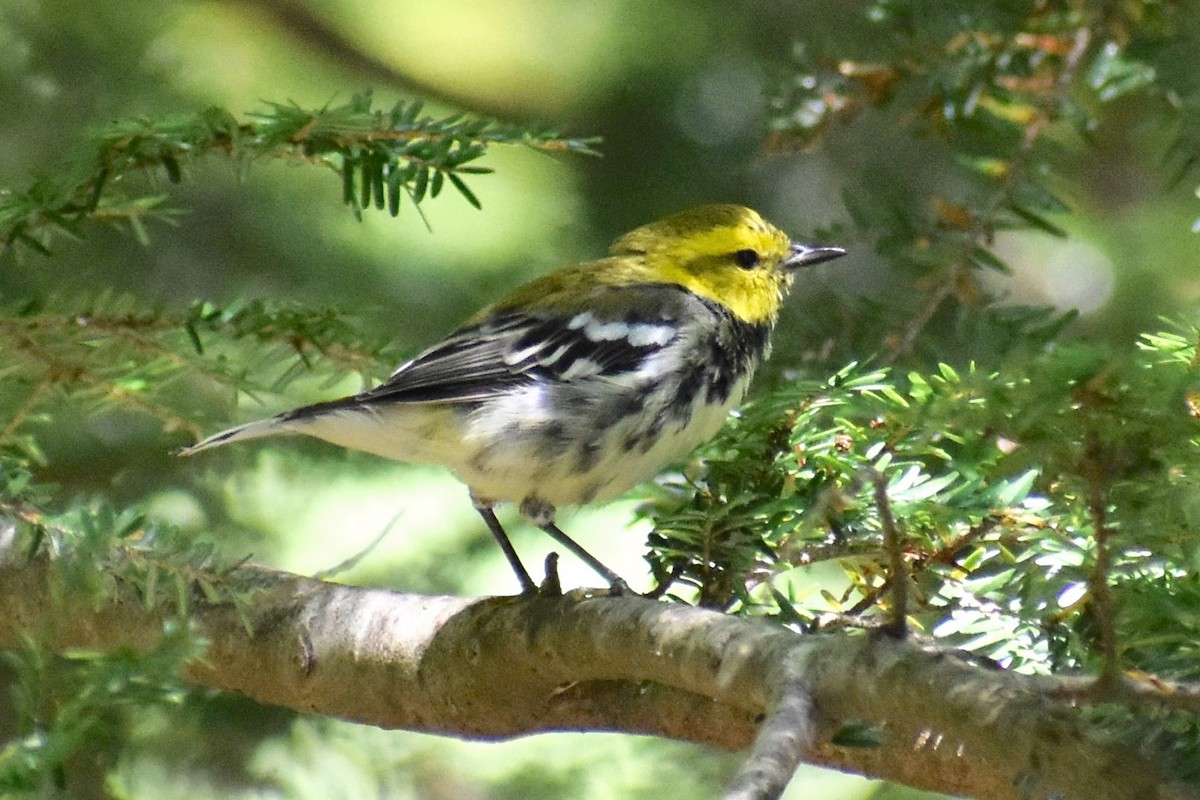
[733,249,760,269]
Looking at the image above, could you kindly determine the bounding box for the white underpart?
[297,404,466,466]
[184,317,756,513]
[462,389,749,507]
[184,377,750,510]
[456,341,754,507]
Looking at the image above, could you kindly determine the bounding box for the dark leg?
[538,521,630,595]
[475,505,537,595]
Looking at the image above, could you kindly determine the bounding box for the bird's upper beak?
[783,242,846,270]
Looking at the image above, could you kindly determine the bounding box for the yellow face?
[489,205,839,327]
[610,204,797,325]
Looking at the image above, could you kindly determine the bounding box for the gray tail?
[178,416,295,456]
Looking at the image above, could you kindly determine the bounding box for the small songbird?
[182,205,845,593]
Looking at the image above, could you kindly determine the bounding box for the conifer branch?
[0,527,1187,800]
[0,94,598,258]
[0,298,398,446]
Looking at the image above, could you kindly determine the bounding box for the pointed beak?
[783,242,847,270]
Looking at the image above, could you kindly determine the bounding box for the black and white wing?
[293,284,692,414]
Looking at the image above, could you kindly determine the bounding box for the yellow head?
[490,205,844,325]
[610,204,844,324]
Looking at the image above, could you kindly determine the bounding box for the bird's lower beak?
[783,242,846,270]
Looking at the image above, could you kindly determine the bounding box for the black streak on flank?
[694,298,772,407]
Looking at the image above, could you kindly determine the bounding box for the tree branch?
[0,529,1186,800]
[725,664,820,800]
[228,0,524,121]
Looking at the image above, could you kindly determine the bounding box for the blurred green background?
[2,0,1197,798]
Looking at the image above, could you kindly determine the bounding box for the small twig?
[841,517,1004,618]
[867,468,908,638]
[540,552,562,596]
[5,322,204,439]
[845,571,894,617]
[1086,484,1121,687]
[643,560,687,600]
[311,515,400,581]
[723,666,819,800]
[0,375,53,445]
[781,538,885,569]
[1055,27,1093,99]
[885,266,961,362]
[1034,671,1200,714]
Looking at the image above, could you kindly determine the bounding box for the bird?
[181,204,845,594]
